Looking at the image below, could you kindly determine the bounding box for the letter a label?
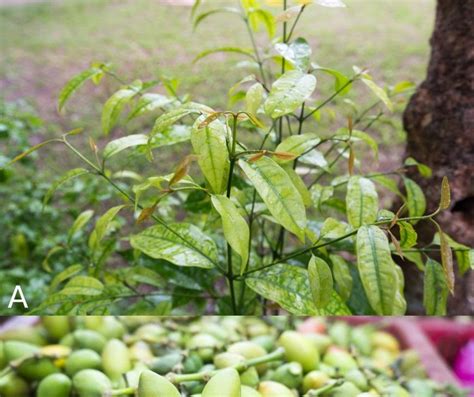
[8,285,28,309]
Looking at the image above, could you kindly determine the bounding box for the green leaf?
[403,251,424,271]
[439,231,455,294]
[149,125,191,149]
[193,7,241,30]
[330,254,353,302]
[275,133,320,163]
[130,266,165,288]
[88,205,126,252]
[423,259,448,315]
[239,157,307,241]
[245,264,350,315]
[42,246,64,272]
[43,168,88,206]
[346,176,378,228]
[130,223,217,269]
[211,195,249,274]
[310,184,334,210]
[432,232,473,275]
[439,176,451,210]
[398,221,417,248]
[264,70,316,118]
[356,225,397,315]
[335,128,378,160]
[320,217,351,240]
[128,93,175,119]
[284,166,312,208]
[404,157,432,178]
[151,102,213,137]
[275,37,312,71]
[308,256,333,308]
[194,47,255,63]
[102,87,139,134]
[403,177,426,220]
[59,276,104,296]
[248,9,276,38]
[393,264,407,315]
[191,116,230,194]
[103,134,148,159]
[58,66,104,111]
[371,175,402,197]
[361,78,393,112]
[245,83,264,115]
[49,264,84,293]
[313,65,351,95]
[68,209,94,243]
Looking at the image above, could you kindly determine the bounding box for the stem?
[286,5,306,42]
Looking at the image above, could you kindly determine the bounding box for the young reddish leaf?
[388,230,404,260]
[272,151,298,161]
[169,155,197,187]
[249,151,267,163]
[137,203,158,224]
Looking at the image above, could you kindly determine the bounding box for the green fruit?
[18,357,59,381]
[345,369,369,391]
[102,339,131,379]
[65,349,102,377]
[372,332,399,354]
[0,373,29,397]
[42,317,71,341]
[149,352,183,374]
[96,317,126,339]
[228,341,267,373]
[4,340,39,361]
[134,324,167,341]
[37,373,72,397]
[278,331,319,372]
[72,369,112,397]
[302,370,330,392]
[381,385,410,397]
[251,335,275,352]
[323,347,357,375]
[187,334,221,362]
[138,370,180,397]
[328,322,351,349]
[202,368,241,397]
[406,379,435,397]
[0,341,6,370]
[270,362,303,389]
[329,381,361,397]
[258,381,294,397]
[240,366,260,387]
[305,333,332,355]
[350,326,373,356]
[214,352,245,369]
[241,385,262,397]
[0,327,47,345]
[183,352,204,373]
[129,341,153,362]
[73,330,107,353]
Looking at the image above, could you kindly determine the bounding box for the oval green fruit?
[72,369,112,397]
[240,366,260,388]
[138,370,180,397]
[18,357,59,381]
[149,352,183,374]
[270,362,303,389]
[330,381,361,397]
[258,381,294,397]
[65,349,102,377]
[228,341,267,373]
[241,385,262,397]
[37,373,72,397]
[102,339,131,379]
[0,373,29,397]
[187,334,221,362]
[214,352,245,369]
[278,331,319,372]
[202,368,241,397]
[42,317,71,341]
[302,370,330,392]
[323,346,357,375]
[345,368,369,391]
[73,330,107,353]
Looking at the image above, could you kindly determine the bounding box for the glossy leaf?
[319,217,351,240]
[330,254,353,302]
[68,209,94,242]
[433,233,473,275]
[49,264,84,293]
[403,177,426,220]
[245,264,350,315]
[239,157,307,241]
[275,133,320,163]
[150,125,191,149]
[439,231,455,293]
[211,195,250,273]
[346,176,378,228]
[88,205,126,252]
[361,78,393,112]
[248,9,276,38]
[398,221,417,249]
[404,157,432,178]
[191,116,230,194]
[245,83,264,115]
[193,7,241,30]
[356,225,397,315]
[58,66,104,111]
[310,184,334,210]
[313,65,351,95]
[103,134,148,159]
[393,264,407,315]
[284,166,312,207]
[130,223,217,269]
[308,256,333,308]
[43,168,88,206]
[59,276,104,296]
[128,93,175,119]
[194,47,255,63]
[275,37,312,71]
[130,267,165,288]
[102,88,139,134]
[264,70,316,118]
[423,259,448,315]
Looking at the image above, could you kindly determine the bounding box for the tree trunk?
[402,0,474,314]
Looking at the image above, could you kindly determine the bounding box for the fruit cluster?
[0,317,464,396]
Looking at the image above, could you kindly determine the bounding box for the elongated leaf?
[43,168,88,206]
[320,217,351,240]
[151,102,213,137]
[211,195,249,273]
[88,205,126,251]
[299,149,327,168]
[130,223,217,269]
[239,157,306,241]
[193,7,241,30]
[432,232,473,275]
[275,133,320,163]
[102,88,138,134]
[310,184,334,210]
[275,37,312,71]
[346,176,378,228]
[264,70,316,118]
[128,93,175,119]
[284,166,312,207]
[42,246,64,272]
[49,264,84,293]
[5,139,58,167]
[194,47,255,63]
[439,176,451,210]
[245,264,350,315]
[404,157,432,178]
[313,65,351,95]
[404,251,424,271]
[245,83,264,115]
[130,266,165,288]
[393,264,407,315]
[59,276,104,296]
[248,9,276,38]
[103,134,148,159]
[191,117,230,194]
[330,255,353,302]
[356,225,397,315]
[423,259,448,315]
[371,175,402,197]
[403,177,426,220]
[68,209,94,242]
[308,256,333,308]
[398,221,417,248]
[149,125,191,149]
[439,231,455,293]
[58,66,103,111]
[335,128,378,160]
[361,78,393,112]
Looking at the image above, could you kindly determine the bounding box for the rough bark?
[402,0,474,314]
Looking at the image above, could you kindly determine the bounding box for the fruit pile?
[0,317,466,396]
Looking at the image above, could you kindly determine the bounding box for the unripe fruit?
[258,381,294,397]
[328,322,351,349]
[0,373,29,397]
[278,331,319,372]
[183,352,204,373]
[128,341,154,362]
[73,330,107,353]
[372,331,399,354]
[0,327,47,346]
[372,348,396,368]
[65,349,101,377]
[214,352,245,369]
[202,368,241,397]
[228,341,267,373]
[302,370,330,392]
[323,346,357,375]
[102,339,131,380]
[241,385,262,397]
[381,385,411,397]
[96,317,126,339]
[138,370,180,397]
[345,368,369,391]
[240,366,260,387]
[72,369,112,397]
[304,333,332,355]
[37,373,72,397]
[18,357,59,381]
[4,340,39,361]
[330,381,361,397]
[251,335,275,352]
[270,362,303,389]
[149,352,183,374]
[350,326,373,356]
[42,317,71,341]
[187,334,221,361]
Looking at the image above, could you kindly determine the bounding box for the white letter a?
[8,285,28,309]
